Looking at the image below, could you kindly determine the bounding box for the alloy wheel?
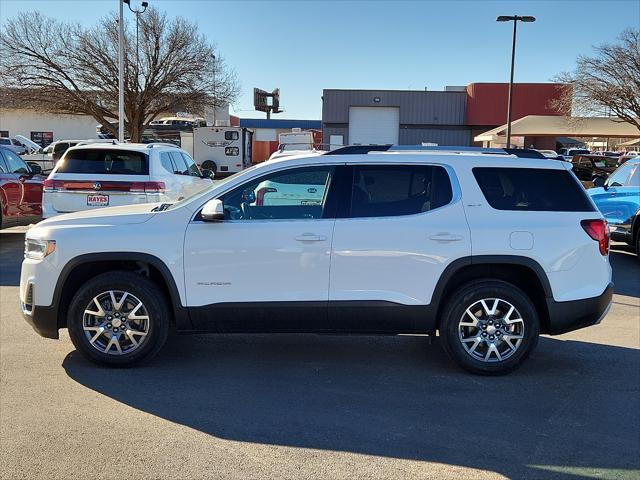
[82,290,150,355]
[458,298,525,362]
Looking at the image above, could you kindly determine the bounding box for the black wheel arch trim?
[50,252,191,331]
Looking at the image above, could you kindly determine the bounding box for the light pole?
[497,15,535,148]
[124,0,148,92]
[118,0,125,142]
[212,54,216,126]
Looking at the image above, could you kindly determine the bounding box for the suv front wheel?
[67,271,169,366]
[439,280,540,375]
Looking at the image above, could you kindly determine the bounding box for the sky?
[1,0,639,120]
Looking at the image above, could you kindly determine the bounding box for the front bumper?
[546,283,613,335]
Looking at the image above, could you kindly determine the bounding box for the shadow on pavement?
[63,333,640,479]
[0,231,25,287]
[610,246,640,298]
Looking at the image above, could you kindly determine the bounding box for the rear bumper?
[546,283,613,335]
[22,304,59,339]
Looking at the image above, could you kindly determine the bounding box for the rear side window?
[159,152,177,173]
[56,149,149,175]
[181,152,202,177]
[350,165,453,218]
[473,167,595,212]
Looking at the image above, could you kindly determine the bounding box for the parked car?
[0,147,44,228]
[21,146,612,375]
[558,147,590,160]
[589,158,640,253]
[42,143,214,218]
[0,137,27,155]
[535,149,564,160]
[617,154,636,166]
[570,155,618,184]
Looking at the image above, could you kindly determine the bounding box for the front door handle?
[295,233,327,242]
[429,233,463,243]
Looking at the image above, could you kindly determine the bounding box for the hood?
[38,203,159,227]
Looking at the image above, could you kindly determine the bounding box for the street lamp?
[124,0,148,93]
[212,54,216,126]
[496,15,535,148]
[118,0,125,142]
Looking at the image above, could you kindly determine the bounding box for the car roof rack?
[325,145,546,159]
[145,142,179,149]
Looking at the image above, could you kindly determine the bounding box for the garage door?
[348,107,399,145]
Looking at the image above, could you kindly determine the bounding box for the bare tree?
[552,28,640,131]
[0,9,239,141]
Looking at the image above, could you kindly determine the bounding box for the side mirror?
[201,198,224,221]
[27,162,42,175]
[593,175,607,188]
[201,168,215,179]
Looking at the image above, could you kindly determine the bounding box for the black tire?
[439,280,540,375]
[201,160,217,173]
[67,271,169,367]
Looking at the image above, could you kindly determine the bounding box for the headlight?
[24,239,56,260]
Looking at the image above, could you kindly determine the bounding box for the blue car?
[588,158,640,253]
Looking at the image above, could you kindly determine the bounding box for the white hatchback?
[42,142,213,218]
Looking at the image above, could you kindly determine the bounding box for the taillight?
[131,181,166,193]
[581,219,610,256]
[255,187,277,206]
[43,179,64,191]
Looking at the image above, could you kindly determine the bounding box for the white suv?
[42,143,213,218]
[21,146,613,374]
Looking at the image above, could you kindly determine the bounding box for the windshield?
[606,162,640,187]
[166,163,262,210]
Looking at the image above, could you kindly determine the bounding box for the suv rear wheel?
[67,271,169,366]
[439,280,540,375]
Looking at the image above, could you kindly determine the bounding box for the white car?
[42,143,213,218]
[536,149,563,160]
[558,147,590,161]
[21,145,612,374]
[0,137,27,155]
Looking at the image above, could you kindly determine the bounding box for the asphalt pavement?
[1,227,638,480]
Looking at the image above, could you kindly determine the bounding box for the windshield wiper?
[151,203,172,212]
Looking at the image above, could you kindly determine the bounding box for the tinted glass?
[607,162,639,187]
[473,167,595,212]
[2,150,30,173]
[0,139,10,145]
[56,149,148,175]
[349,165,453,218]
[225,131,239,141]
[169,151,189,175]
[181,152,201,177]
[159,152,176,173]
[221,166,333,220]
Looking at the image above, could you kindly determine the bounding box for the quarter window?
[349,165,453,218]
[221,166,333,220]
[473,167,595,212]
[181,152,202,177]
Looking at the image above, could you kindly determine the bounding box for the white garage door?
[348,106,399,145]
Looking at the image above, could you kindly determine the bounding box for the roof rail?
[145,142,179,149]
[325,145,546,158]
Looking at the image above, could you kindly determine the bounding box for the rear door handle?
[295,233,327,242]
[429,233,463,243]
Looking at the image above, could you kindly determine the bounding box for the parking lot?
[0,227,638,480]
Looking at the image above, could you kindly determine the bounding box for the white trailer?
[184,126,253,177]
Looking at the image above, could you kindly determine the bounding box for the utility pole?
[118,0,125,142]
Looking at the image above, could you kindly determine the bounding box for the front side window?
[1,150,30,174]
[159,152,177,173]
[349,165,453,218]
[607,163,639,187]
[181,152,202,177]
[473,167,595,212]
[221,166,333,220]
[169,151,189,175]
[56,149,148,175]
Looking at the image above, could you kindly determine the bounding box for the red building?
[466,83,570,149]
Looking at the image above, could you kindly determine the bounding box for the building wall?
[0,108,99,142]
[322,89,467,146]
[465,83,568,126]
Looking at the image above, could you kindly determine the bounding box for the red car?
[0,146,44,228]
